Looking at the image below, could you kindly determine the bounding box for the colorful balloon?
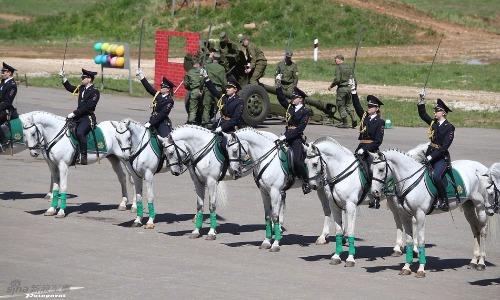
[94,42,103,52]
[100,55,109,65]
[110,57,118,67]
[115,45,125,56]
[101,42,110,52]
[115,57,125,67]
[94,55,102,64]
[109,44,117,55]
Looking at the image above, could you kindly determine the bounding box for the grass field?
[0,0,97,17]
[389,0,500,33]
[0,0,434,49]
[265,59,500,92]
[23,75,500,128]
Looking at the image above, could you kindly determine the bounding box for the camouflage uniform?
[202,58,227,125]
[243,41,267,84]
[329,61,355,127]
[275,59,298,98]
[184,65,203,124]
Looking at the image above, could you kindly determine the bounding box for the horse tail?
[215,181,228,208]
[487,213,499,242]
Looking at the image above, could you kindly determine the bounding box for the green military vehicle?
[184,41,341,127]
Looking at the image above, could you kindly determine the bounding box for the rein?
[486,179,500,214]
[24,120,70,158]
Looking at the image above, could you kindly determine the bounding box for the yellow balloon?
[115,45,125,56]
[101,42,110,52]
[110,44,117,55]
[115,57,125,68]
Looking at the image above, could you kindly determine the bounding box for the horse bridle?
[23,123,44,150]
[114,124,133,152]
[164,139,192,174]
[305,146,327,186]
[485,178,499,214]
[227,133,252,173]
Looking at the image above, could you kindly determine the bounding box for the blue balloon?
[94,55,102,64]
[100,55,108,65]
[94,42,103,52]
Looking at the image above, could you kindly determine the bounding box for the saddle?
[278,146,298,191]
[424,167,466,200]
[68,125,107,154]
[1,117,23,144]
[214,134,229,181]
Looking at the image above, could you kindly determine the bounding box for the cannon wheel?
[240,84,270,127]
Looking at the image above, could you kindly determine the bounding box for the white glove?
[144,122,151,128]
[349,77,357,94]
[426,155,432,162]
[275,73,283,81]
[418,88,426,104]
[214,126,222,133]
[279,135,286,141]
[357,148,364,155]
[67,112,75,119]
[58,69,65,78]
[136,68,145,80]
[199,68,208,78]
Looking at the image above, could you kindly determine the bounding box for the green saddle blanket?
[358,166,395,194]
[5,118,23,143]
[150,132,162,158]
[278,146,292,175]
[424,168,467,198]
[69,127,108,153]
[214,134,226,163]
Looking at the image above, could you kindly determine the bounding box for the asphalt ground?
[1,86,499,299]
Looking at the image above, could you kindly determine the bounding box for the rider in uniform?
[201,69,243,134]
[351,79,385,209]
[136,69,175,137]
[59,68,99,165]
[276,78,311,194]
[418,90,455,211]
[0,62,18,149]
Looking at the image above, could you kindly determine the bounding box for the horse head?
[163,135,190,176]
[481,163,500,215]
[115,119,132,159]
[226,132,250,179]
[22,116,43,158]
[370,151,389,198]
[304,143,325,190]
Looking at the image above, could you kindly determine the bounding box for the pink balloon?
[110,56,118,67]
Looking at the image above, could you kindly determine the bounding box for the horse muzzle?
[310,183,318,190]
[171,170,180,176]
[29,150,39,157]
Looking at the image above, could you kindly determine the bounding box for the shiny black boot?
[368,197,380,209]
[302,182,311,194]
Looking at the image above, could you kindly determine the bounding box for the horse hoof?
[467,263,477,270]
[392,250,403,257]
[118,205,127,211]
[131,222,142,228]
[189,232,201,239]
[399,269,412,276]
[345,261,355,267]
[144,223,155,229]
[259,242,271,250]
[55,212,66,218]
[44,210,56,216]
[415,271,426,278]
[44,193,52,200]
[269,246,280,253]
[476,264,486,271]
[205,234,216,241]
[330,258,342,265]
[315,237,328,245]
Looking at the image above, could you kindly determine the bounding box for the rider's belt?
[287,126,297,130]
[359,139,374,144]
[430,143,441,149]
[222,115,231,120]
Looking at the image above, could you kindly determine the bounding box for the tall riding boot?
[79,144,88,165]
[302,180,311,195]
[435,182,449,211]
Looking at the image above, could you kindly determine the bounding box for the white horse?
[370,149,492,277]
[225,127,314,252]
[22,111,135,217]
[114,119,166,229]
[305,139,429,262]
[162,125,228,240]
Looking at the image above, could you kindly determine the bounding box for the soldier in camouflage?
[201,51,227,127]
[184,59,203,124]
[275,50,298,98]
[241,35,267,85]
[328,54,356,128]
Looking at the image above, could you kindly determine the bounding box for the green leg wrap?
[51,189,59,208]
[210,212,217,229]
[406,244,414,264]
[348,236,356,256]
[136,201,143,217]
[265,220,273,239]
[418,246,426,265]
[195,211,203,229]
[59,193,67,210]
[147,202,155,219]
[274,223,282,241]
[335,234,343,255]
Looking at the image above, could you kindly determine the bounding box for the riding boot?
[336,118,350,128]
[435,182,449,211]
[80,150,88,165]
[368,196,381,209]
[302,181,311,195]
[0,128,6,144]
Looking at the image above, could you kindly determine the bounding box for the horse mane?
[384,148,421,164]
[172,124,212,133]
[120,118,142,127]
[313,136,352,155]
[31,111,65,121]
[235,127,274,141]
